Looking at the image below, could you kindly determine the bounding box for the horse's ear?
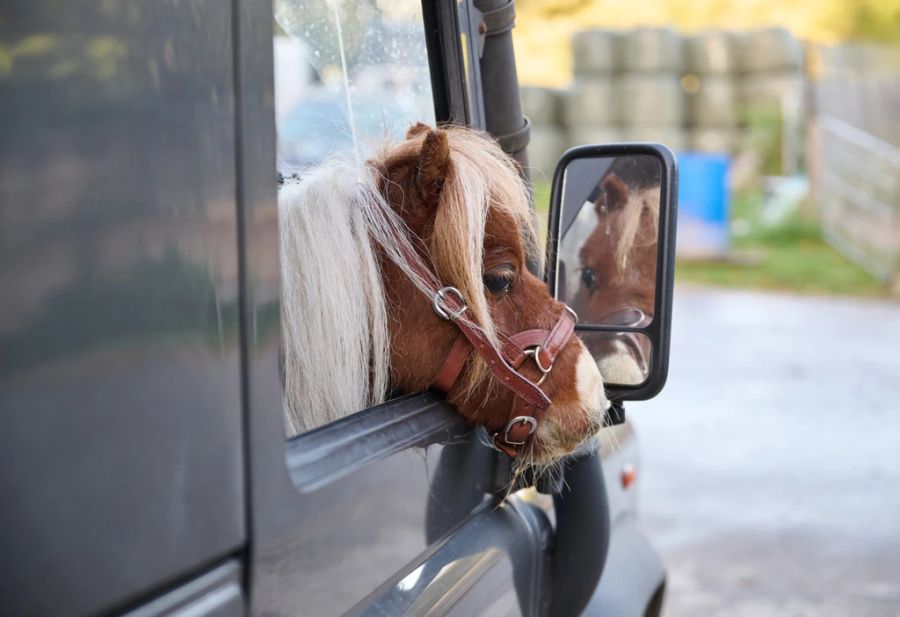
[406,122,431,140]
[415,129,451,203]
[599,174,630,212]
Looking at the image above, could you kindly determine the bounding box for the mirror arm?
[606,401,626,426]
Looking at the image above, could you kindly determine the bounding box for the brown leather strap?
[432,334,471,393]
[539,307,577,366]
[430,297,577,457]
[449,314,551,411]
[506,310,576,370]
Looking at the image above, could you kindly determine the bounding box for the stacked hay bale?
[564,29,622,147]
[523,26,807,178]
[520,86,567,180]
[684,31,740,154]
[737,27,806,174]
[617,27,686,149]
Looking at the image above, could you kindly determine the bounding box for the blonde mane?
[280,127,536,437]
[612,184,660,273]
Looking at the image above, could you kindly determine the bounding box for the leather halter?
[429,286,578,457]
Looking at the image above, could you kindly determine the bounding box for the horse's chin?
[530,416,604,466]
[596,348,646,386]
[530,349,608,465]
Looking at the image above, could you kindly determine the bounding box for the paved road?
[630,286,900,617]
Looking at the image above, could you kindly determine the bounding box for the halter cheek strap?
[429,286,578,457]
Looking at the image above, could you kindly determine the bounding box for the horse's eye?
[581,267,597,291]
[483,268,515,295]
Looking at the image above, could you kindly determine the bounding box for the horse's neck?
[278,163,390,437]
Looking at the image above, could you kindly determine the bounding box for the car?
[0,1,675,615]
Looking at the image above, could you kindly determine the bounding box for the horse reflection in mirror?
[279,124,608,467]
[569,156,660,385]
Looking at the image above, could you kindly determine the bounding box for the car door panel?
[250,395,546,617]
[0,2,245,615]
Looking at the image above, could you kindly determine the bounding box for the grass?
[532,179,890,298]
[533,179,551,245]
[677,191,889,298]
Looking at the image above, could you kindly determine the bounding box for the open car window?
[273,0,438,439]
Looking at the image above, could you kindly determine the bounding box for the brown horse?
[279,124,607,464]
[569,156,660,385]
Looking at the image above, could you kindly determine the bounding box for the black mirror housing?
[545,143,678,403]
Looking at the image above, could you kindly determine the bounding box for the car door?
[241,1,551,615]
[0,1,246,615]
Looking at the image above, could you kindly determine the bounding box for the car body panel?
[0,2,245,614]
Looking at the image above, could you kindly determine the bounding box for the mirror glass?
[558,155,661,323]
[557,153,663,387]
[577,331,652,386]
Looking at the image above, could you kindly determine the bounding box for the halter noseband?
[429,286,578,458]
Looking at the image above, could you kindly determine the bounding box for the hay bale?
[571,29,621,76]
[521,86,564,126]
[566,125,622,147]
[618,73,684,126]
[739,27,803,73]
[620,126,686,151]
[688,127,740,153]
[686,75,739,127]
[739,70,804,108]
[685,31,739,74]
[563,77,618,126]
[622,27,684,73]
[527,126,568,179]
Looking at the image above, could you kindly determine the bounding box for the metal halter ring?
[503,416,538,446]
[522,346,551,386]
[564,305,579,323]
[432,286,468,321]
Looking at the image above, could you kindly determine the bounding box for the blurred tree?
[516,0,900,85]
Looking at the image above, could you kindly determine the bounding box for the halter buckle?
[522,346,551,386]
[501,416,537,446]
[432,286,468,321]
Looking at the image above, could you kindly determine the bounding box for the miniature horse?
[570,156,660,385]
[279,124,607,464]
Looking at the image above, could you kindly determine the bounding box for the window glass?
[273,0,435,171]
[457,0,484,128]
[273,0,436,438]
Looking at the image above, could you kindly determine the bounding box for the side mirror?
[546,143,678,402]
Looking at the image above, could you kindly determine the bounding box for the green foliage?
[677,191,888,297]
[827,0,900,44]
[740,105,784,176]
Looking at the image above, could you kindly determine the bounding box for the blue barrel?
[676,152,730,257]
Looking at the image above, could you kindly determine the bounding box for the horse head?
[570,156,660,385]
[280,124,607,466]
[374,124,607,464]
